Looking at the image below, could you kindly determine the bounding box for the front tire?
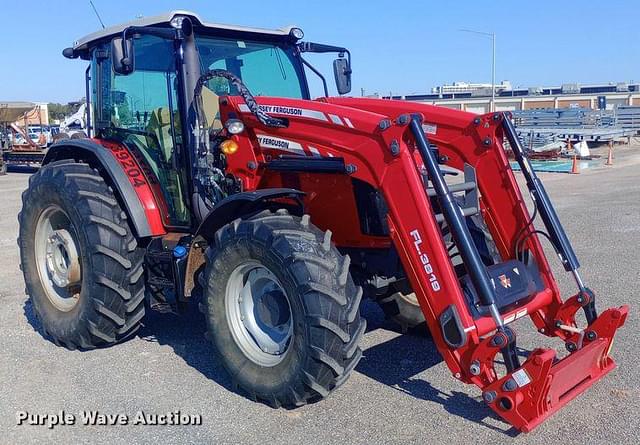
[18,160,146,349]
[202,210,365,407]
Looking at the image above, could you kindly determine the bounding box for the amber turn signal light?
[220,139,239,155]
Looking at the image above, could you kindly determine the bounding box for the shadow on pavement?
[356,300,517,435]
[137,302,235,393]
[23,294,516,434]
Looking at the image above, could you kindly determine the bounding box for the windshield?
[195,35,308,99]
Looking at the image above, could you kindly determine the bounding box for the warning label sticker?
[512,369,531,388]
[422,123,437,135]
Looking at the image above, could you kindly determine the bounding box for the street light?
[459,29,496,112]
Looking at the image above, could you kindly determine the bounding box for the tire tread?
[19,160,146,350]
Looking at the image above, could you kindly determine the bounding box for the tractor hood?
[320,96,477,124]
[226,95,481,164]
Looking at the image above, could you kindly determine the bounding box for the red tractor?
[18,11,627,432]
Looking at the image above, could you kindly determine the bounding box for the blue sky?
[1,0,638,103]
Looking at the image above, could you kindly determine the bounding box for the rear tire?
[18,160,146,349]
[375,198,499,334]
[52,133,69,143]
[202,210,365,407]
[376,281,427,334]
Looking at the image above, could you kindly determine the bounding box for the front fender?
[183,188,304,299]
[194,188,305,241]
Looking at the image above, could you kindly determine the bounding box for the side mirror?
[333,58,352,95]
[111,37,135,75]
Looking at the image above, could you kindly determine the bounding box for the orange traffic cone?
[605,141,614,166]
[570,154,580,174]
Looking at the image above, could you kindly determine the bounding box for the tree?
[48,100,85,122]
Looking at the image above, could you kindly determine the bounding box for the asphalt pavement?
[1,145,639,444]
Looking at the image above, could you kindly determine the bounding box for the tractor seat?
[145,85,223,163]
[199,85,224,130]
[146,107,179,163]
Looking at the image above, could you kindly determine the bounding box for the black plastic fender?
[43,139,153,238]
[195,188,305,241]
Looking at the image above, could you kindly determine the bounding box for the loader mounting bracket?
[482,306,628,432]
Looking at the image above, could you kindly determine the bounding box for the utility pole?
[459,29,496,112]
[491,32,495,112]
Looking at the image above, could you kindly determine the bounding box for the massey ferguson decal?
[239,104,328,121]
[256,135,306,156]
[410,229,441,292]
[498,274,512,288]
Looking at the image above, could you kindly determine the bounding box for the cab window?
[93,35,190,227]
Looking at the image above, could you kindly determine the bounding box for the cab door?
[92,34,190,228]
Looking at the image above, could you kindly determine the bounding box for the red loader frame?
[212,95,627,432]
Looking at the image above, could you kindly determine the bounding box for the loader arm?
[217,95,627,432]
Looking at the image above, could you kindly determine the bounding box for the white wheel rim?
[34,205,82,312]
[225,261,293,367]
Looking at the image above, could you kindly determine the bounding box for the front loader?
[18,11,627,432]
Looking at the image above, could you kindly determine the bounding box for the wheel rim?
[225,261,293,367]
[34,205,82,312]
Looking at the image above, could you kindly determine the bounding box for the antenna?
[89,0,106,29]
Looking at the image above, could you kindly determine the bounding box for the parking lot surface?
[1,147,639,444]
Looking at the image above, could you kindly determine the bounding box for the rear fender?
[43,139,165,238]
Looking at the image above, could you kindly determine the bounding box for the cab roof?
[72,10,299,51]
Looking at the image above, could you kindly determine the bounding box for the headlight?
[225,119,245,135]
[290,27,304,40]
[170,17,185,29]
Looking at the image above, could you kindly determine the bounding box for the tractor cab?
[64,10,351,228]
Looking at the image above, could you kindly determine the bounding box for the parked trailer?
[0,102,46,170]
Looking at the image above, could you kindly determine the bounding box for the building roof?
[73,10,298,51]
[0,102,37,123]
